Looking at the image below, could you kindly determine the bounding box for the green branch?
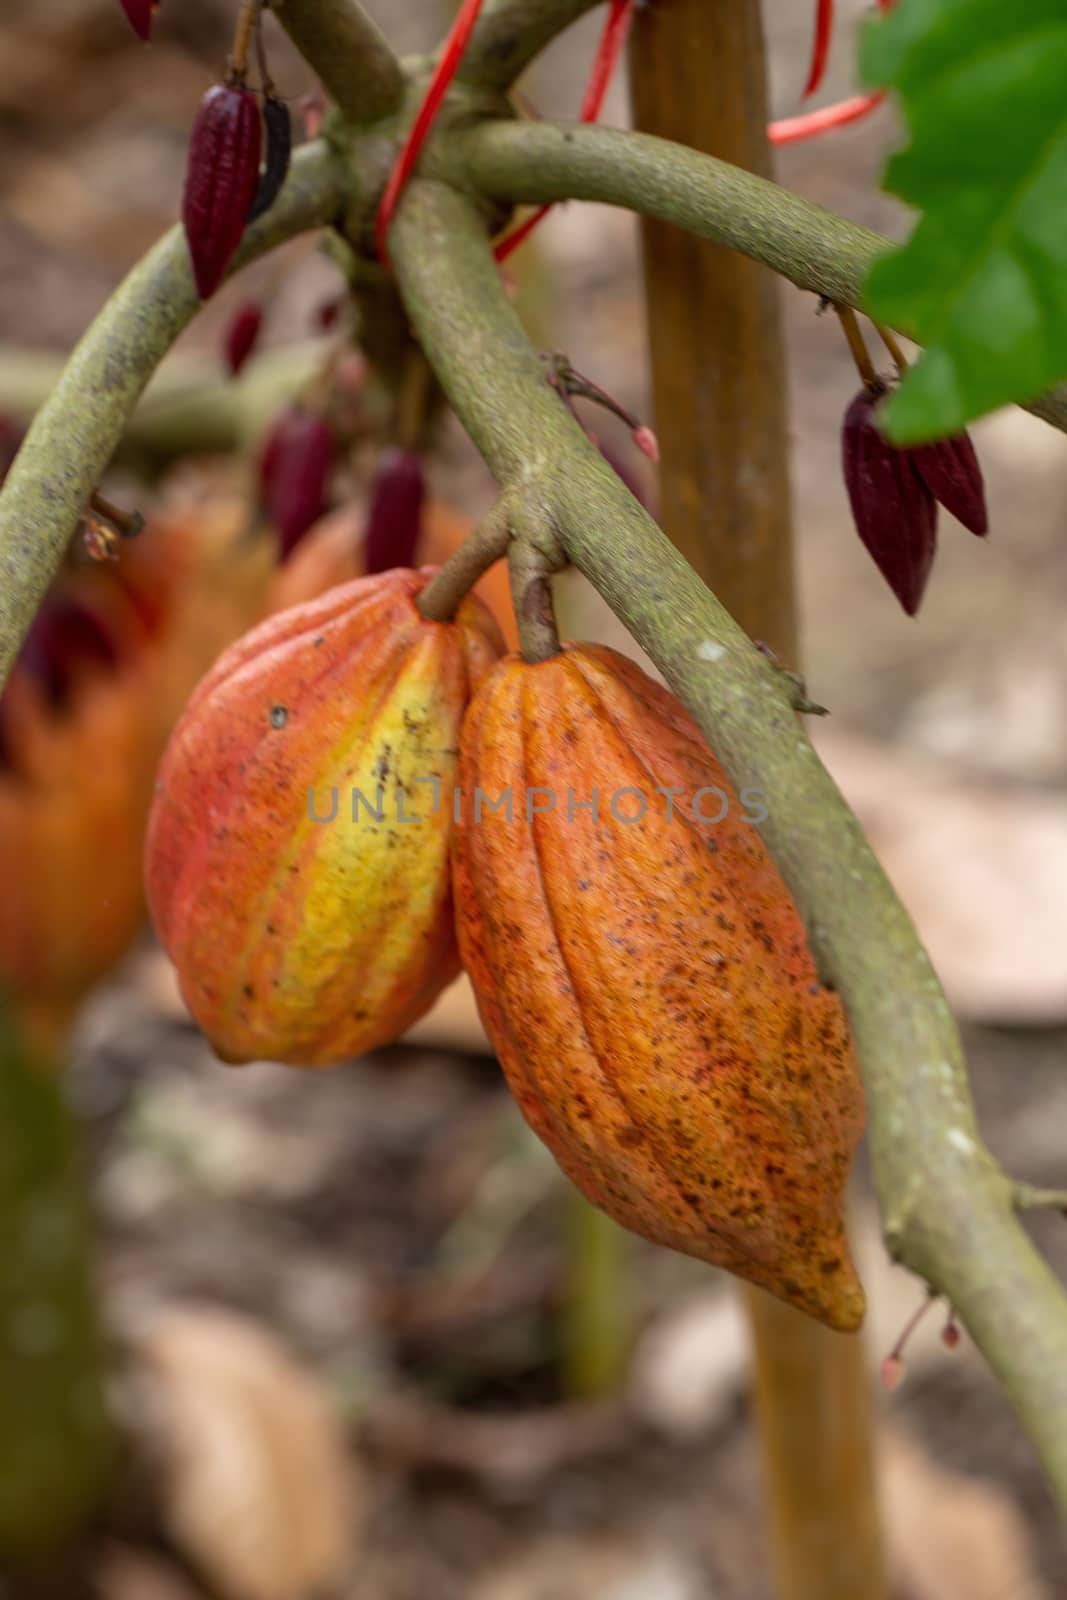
[271,0,405,122]
[0,143,344,688]
[459,0,604,90]
[436,119,1067,436]
[389,176,1067,1508]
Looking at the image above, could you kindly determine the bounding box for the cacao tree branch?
[389,176,1067,1508]
[458,0,605,90]
[271,0,406,122]
[0,143,345,688]
[436,120,1067,437]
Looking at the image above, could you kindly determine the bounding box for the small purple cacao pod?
[909,430,988,536]
[119,0,157,40]
[363,450,426,574]
[842,389,938,617]
[19,598,120,711]
[247,98,292,224]
[314,296,343,331]
[182,84,262,300]
[223,301,264,377]
[258,408,335,557]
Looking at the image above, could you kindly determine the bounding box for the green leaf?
[861,0,1067,444]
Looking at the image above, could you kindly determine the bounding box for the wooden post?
[629,5,888,1596]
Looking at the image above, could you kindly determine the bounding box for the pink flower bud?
[631,424,659,465]
[880,1354,905,1393]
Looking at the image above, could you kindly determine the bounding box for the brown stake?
[629,5,888,1598]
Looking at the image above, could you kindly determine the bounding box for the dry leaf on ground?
[135,1304,359,1600]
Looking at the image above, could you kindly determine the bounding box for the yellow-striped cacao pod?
[452,643,866,1330]
[145,569,504,1066]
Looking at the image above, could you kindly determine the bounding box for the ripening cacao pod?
[182,83,262,299]
[0,479,276,1049]
[145,569,504,1067]
[453,644,866,1331]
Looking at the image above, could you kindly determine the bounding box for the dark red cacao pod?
[247,98,292,224]
[363,450,426,574]
[910,430,988,536]
[182,84,262,300]
[258,408,335,557]
[223,301,264,377]
[842,389,937,616]
[119,0,157,40]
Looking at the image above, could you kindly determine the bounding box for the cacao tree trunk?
[0,1004,112,1564]
[628,5,888,1596]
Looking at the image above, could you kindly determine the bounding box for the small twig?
[508,537,560,663]
[544,352,641,430]
[417,498,513,622]
[874,321,909,374]
[253,0,275,96]
[1014,1183,1067,1217]
[88,490,144,540]
[229,0,261,83]
[835,305,879,390]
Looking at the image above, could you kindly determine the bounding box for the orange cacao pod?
[452,644,866,1331]
[145,569,504,1066]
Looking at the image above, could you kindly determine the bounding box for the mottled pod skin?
[145,569,504,1066]
[453,645,866,1331]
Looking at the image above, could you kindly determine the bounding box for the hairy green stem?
[459,0,604,90]
[437,119,1067,435]
[271,0,405,121]
[390,177,1067,1507]
[0,143,344,688]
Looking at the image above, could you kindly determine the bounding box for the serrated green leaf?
[860,0,1067,444]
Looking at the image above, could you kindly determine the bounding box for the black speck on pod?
[247,97,292,224]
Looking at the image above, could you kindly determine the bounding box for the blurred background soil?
[2,2,1066,1597]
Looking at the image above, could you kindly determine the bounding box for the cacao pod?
[453,644,866,1331]
[842,388,937,616]
[223,301,264,377]
[145,569,504,1066]
[0,477,276,1047]
[182,83,262,300]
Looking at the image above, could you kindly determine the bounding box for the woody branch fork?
[2,0,1067,1503]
